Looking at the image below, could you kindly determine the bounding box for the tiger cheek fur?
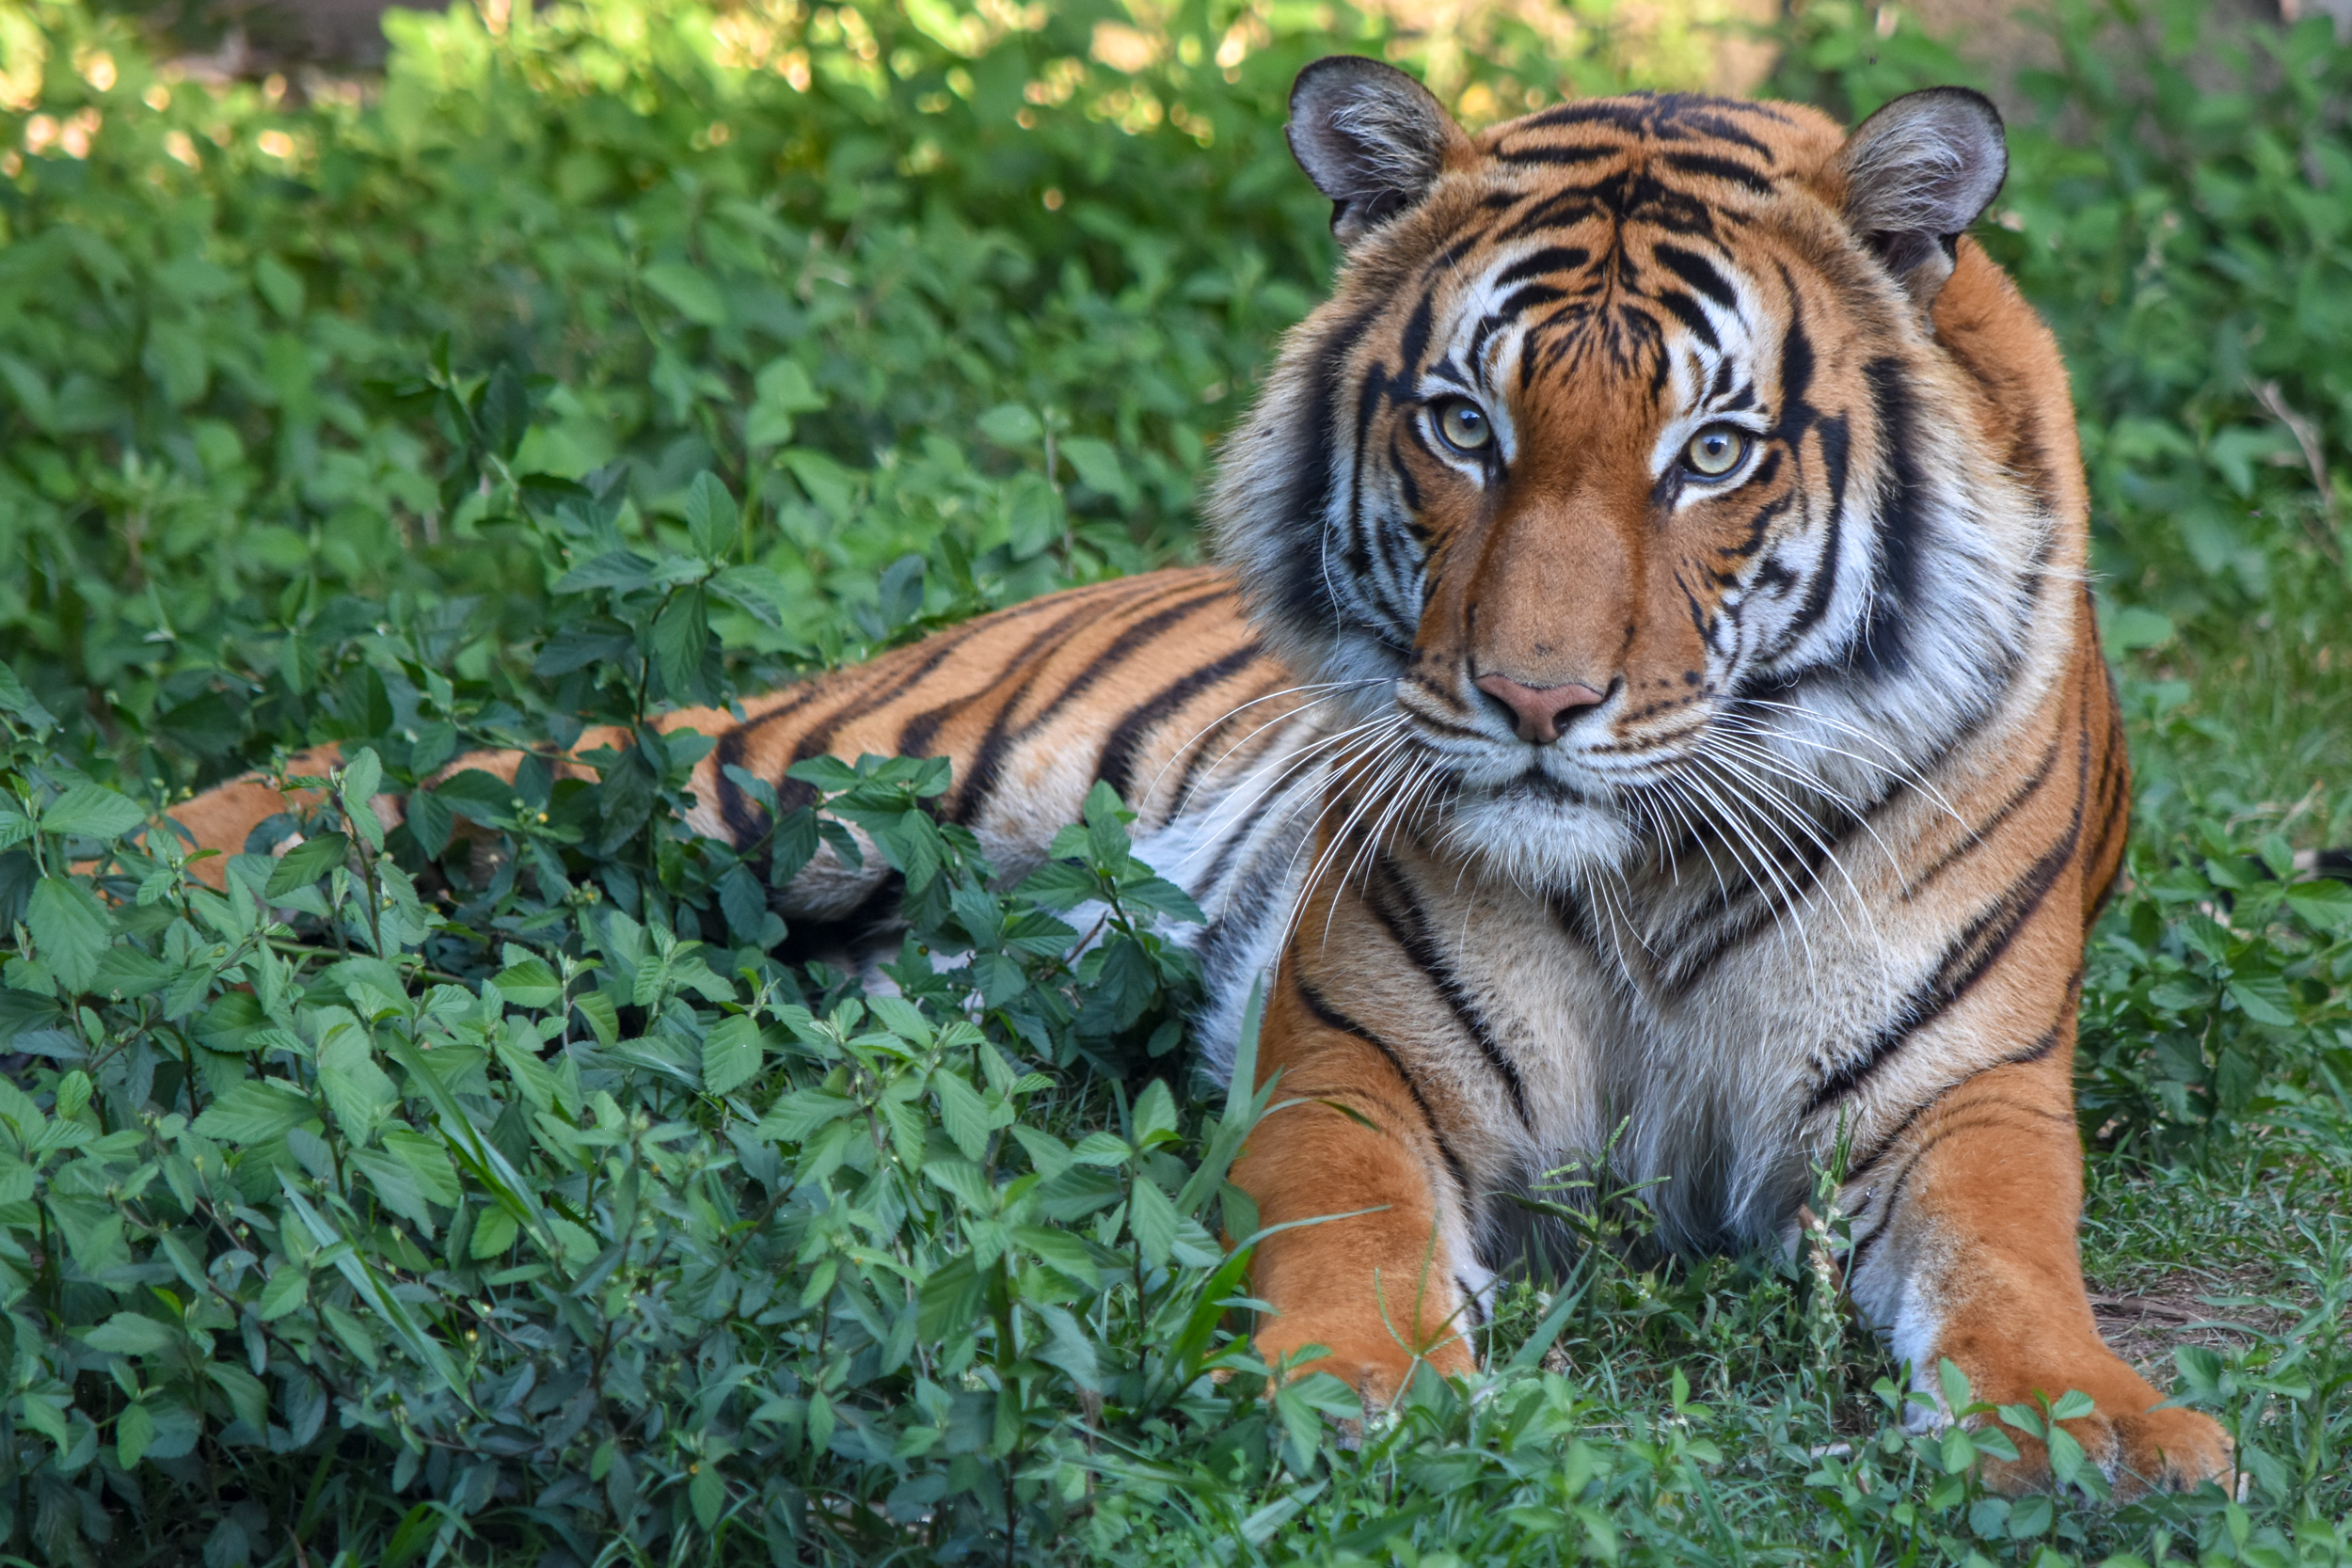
[165,67,2235,1500]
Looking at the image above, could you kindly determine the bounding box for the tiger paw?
[1951,1350,2233,1499]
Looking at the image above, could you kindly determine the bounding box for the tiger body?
[176,67,2233,1495]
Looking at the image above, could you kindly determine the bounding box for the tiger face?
[1215,63,2044,890]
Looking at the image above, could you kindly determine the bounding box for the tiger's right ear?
[1287,56,1471,246]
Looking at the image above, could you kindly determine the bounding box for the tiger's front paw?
[1255,1312,1475,1408]
[1956,1350,2233,1499]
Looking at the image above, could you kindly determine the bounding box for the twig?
[2248,377,2343,563]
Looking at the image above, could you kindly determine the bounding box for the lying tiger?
[177,62,2231,1495]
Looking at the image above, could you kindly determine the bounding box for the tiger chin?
[171,66,2232,1499]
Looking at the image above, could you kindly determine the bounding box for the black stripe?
[1493,141,1626,167]
[952,585,1229,827]
[1292,974,1474,1203]
[1854,356,1930,678]
[1905,729,2062,897]
[1093,645,1263,805]
[1652,289,1719,350]
[1806,735,2088,1116]
[1658,150,1774,194]
[1650,241,1739,309]
[1843,1039,2070,1280]
[1844,1001,2072,1182]
[1493,245,1591,287]
[1365,853,1534,1128]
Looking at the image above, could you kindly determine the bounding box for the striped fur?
[173,70,2230,1497]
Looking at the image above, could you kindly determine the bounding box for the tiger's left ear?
[1836,87,2007,312]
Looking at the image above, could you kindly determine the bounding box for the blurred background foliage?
[0,0,2348,1561]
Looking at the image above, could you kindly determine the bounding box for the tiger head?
[1212,60,2076,890]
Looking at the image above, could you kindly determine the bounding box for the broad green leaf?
[27,875,111,990]
[256,1267,309,1322]
[1128,1177,1181,1267]
[40,783,147,841]
[317,1024,398,1144]
[470,1205,519,1259]
[2285,879,2352,933]
[977,403,1042,446]
[682,471,737,560]
[117,1402,156,1467]
[701,1014,763,1098]
[265,832,352,897]
[0,660,56,733]
[350,1148,437,1232]
[381,1128,464,1207]
[85,1311,178,1355]
[191,1079,317,1143]
[493,957,563,1007]
[643,261,726,326]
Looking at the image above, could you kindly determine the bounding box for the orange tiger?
[176,63,2232,1496]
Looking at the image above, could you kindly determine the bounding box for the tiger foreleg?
[1234,978,1481,1405]
[1842,1053,2233,1498]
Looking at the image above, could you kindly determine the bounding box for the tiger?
[171,61,2233,1497]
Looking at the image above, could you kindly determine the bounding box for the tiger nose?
[1474,673,1606,744]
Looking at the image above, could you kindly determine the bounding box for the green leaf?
[40,783,147,841]
[2226,976,2296,1027]
[651,587,711,701]
[643,261,727,326]
[933,1070,995,1161]
[691,1463,726,1529]
[0,660,56,733]
[27,875,112,990]
[701,1014,763,1098]
[350,1147,437,1232]
[317,1023,398,1145]
[2046,1388,2096,1421]
[493,957,562,1007]
[190,1078,317,1143]
[207,1362,270,1431]
[116,1401,155,1467]
[278,1177,479,1415]
[977,403,1042,446]
[1060,436,1137,506]
[256,1267,309,1322]
[470,1205,519,1259]
[85,1311,178,1355]
[2103,605,2174,651]
[682,471,737,561]
[1128,1178,1180,1267]
[265,832,352,897]
[340,749,386,849]
[381,1128,464,1207]
[2285,879,2352,933]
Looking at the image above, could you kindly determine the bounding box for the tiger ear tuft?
[1837,87,2007,311]
[1287,56,1469,246]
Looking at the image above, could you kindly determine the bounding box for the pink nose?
[1474,673,1606,744]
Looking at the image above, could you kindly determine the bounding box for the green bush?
[0,0,2348,1562]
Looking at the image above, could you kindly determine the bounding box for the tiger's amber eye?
[1684,425,1750,478]
[1434,399,1492,453]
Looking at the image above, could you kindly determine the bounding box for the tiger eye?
[1683,425,1750,479]
[1434,399,1492,453]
